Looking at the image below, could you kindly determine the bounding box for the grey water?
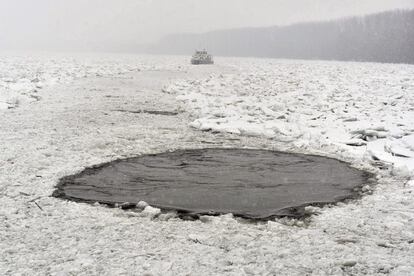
[54,148,372,219]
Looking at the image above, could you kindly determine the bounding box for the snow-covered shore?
[1,54,413,275]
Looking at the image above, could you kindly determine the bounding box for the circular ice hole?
[54,148,373,219]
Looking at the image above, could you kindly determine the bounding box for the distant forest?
[147,10,414,64]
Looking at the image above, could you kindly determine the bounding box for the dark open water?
[54,148,373,219]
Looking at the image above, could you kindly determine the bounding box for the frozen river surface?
[1,53,414,275]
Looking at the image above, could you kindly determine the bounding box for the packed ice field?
[1,52,413,275]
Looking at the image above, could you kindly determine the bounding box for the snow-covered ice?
[166,59,414,176]
[0,52,184,110]
[1,53,414,275]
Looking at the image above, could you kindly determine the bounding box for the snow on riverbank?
[166,59,414,178]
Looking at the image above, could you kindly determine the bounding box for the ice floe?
[166,59,414,177]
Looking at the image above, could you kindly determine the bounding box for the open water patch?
[53,148,373,220]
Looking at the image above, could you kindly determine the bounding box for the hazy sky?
[1,0,413,51]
